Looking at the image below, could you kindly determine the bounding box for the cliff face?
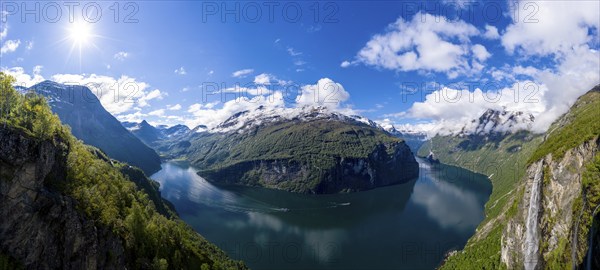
[0,128,125,269]
[501,137,599,269]
[201,140,418,194]
[431,86,600,269]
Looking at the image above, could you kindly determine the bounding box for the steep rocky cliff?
[501,138,599,269]
[200,139,418,193]
[0,125,246,270]
[0,73,246,269]
[500,86,600,269]
[426,85,600,269]
[0,127,126,269]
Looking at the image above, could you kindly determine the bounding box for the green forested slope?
[165,117,418,193]
[422,86,600,269]
[419,131,542,269]
[0,72,246,269]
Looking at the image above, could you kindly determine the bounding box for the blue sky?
[1,1,599,134]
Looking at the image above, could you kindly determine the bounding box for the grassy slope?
[192,120,401,166]
[422,87,600,269]
[418,132,542,269]
[0,73,246,270]
[534,89,600,267]
[529,88,600,164]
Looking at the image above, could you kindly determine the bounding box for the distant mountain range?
[122,120,190,147]
[23,80,162,175]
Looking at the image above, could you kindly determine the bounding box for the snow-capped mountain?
[459,108,535,136]
[191,124,208,133]
[163,124,191,138]
[122,120,191,145]
[208,105,391,134]
[24,80,162,175]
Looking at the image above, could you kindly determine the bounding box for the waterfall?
[587,204,600,270]
[524,163,543,270]
[587,220,594,270]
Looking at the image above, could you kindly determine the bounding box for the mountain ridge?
[23,80,162,175]
[153,106,420,194]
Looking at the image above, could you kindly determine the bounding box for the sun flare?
[68,21,92,46]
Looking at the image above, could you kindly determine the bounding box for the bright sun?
[69,21,92,46]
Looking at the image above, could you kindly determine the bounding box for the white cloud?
[2,66,44,87]
[254,73,271,84]
[295,78,350,111]
[386,2,599,136]
[184,92,285,129]
[287,47,302,56]
[483,25,500,40]
[208,70,214,75]
[294,60,306,66]
[187,103,202,113]
[187,102,219,113]
[340,61,352,68]
[0,25,7,40]
[4,68,167,116]
[395,45,599,136]
[495,0,600,131]
[167,104,182,111]
[1,39,20,54]
[25,41,33,50]
[471,44,491,61]
[501,0,599,56]
[529,45,600,131]
[148,109,165,116]
[395,82,547,136]
[139,89,165,107]
[183,78,355,130]
[223,85,273,96]
[33,65,42,75]
[51,73,165,115]
[253,73,289,85]
[116,111,147,123]
[113,51,129,61]
[174,67,187,75]
[232,68,254,78]
[441,0,476,10]
[354,12,480,78]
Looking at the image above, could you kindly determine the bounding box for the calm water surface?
[151,158,492,270]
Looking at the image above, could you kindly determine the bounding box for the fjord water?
[152,158,491,270]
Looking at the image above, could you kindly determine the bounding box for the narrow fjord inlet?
[151,159,492,269]
[2,1,599,269]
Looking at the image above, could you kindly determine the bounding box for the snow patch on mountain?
[206,105,391,134]
[458,109,535,136]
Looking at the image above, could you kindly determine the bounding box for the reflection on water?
[152,158,491,270]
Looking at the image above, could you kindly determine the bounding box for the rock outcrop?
[0,127,125,269]
[501,137,599,269]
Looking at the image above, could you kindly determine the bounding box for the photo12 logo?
[1,1,139,23]
[201,1,339,23]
